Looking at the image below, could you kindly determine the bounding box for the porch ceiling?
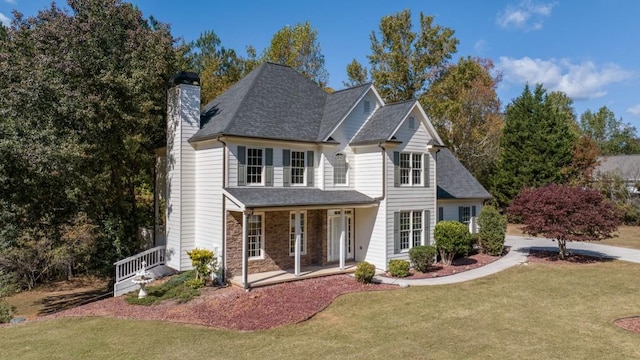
[224,187,377,209]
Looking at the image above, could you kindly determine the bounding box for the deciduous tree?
[344,58,368,87]
[262,21,328,87]
[365,9,458,103]
[579,106,640,155]
[509,184,622,259]
[421,57,502,186]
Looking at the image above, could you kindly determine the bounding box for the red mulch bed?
[615,317,640,334]
[47,275,396,331]
[527,249,611,264]
[382,250,505,279]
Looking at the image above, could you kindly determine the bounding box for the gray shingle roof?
[597,155,640,181]
[193,63,328,143]
[436,148,492,200]
[318,84,371,141]
[225,187,377,208]
[350,100,416,145]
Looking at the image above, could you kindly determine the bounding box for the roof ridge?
[331,82,372,94]
[383,99,417,106]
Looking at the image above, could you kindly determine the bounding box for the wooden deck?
[229,262,357,289]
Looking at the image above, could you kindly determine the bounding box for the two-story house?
[150,62,490,290]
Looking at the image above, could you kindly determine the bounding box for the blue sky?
[2,0,639,131]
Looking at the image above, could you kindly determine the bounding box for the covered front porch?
[223,187,379,289]
[229,262,357,288]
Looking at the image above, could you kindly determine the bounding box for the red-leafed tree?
[509,184,622,259]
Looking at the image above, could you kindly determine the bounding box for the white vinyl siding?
[194,143,224,257]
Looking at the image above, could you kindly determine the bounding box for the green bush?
[478,205,507,255]
[354,262,376,284]
[435,221,471,265]
[186,248,218,283]
[125,270,200,305]
[0,269,20,298]
[388,259,410,278]
[409,245,437,273]
[0,300,13,323]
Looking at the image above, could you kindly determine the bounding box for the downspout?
[217,136,227,283]
[375,142,386,202]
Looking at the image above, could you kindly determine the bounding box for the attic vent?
[408,117,416,129]
[364,100,370,114]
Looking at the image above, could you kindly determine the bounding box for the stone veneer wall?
[226,210,328,277]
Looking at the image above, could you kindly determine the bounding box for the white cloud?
[498,56,633,99]
[496,0,557,31]
[628,104,640,117]
[0,12,10,27]
[4,0,17,4]
[474,39,488,54]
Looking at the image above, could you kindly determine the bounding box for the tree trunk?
[557,239,567,260]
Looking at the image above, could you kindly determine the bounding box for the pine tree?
[492,84,576,206]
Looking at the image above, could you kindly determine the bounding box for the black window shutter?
[265,148,273,186]
[394,211,400,254]
[424,154,429,187]
[237,146,246,186]
[283,149,291,187]
[472,205,477,217]
[393,151,400,187]
[306,151,314,187]
[424,210,431,245]
[458,207,463,222]
[438,207,444,222]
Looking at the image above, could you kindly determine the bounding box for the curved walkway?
[374,235,640,286]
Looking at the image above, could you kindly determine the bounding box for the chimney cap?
[169,71,200,87]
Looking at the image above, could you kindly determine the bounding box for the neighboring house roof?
[597,155,640,181]
[350,100,416,145]
[436,148,492,200]
[224,187,376,208]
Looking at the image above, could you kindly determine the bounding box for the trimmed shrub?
[388,259,410,278]
[354,262,376,284]
[478,205,507,255]
[0,301,13,323]
[409,245,437,273]
[434,221,471,265]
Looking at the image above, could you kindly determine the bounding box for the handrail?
[114,246,166,283]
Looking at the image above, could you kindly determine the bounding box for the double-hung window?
[290,151,305,185]
[289,212,307,255]
[246,148,263,184]
[397,210,423,252]
[247,213,264,259]
[399,152,423,186]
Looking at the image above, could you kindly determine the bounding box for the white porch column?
[339,208,346,270]
[242,211,249,289]
[294,211,301,277]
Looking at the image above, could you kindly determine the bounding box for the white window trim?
[333,152,349,187]
[289,211,307,256]
[290,150,306,186]
[399,210,423,252]
[247,212,265,260]
[400,152,423,186]
[246,147,265,186]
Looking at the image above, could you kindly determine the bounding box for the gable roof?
[436,148,492,200]
[350,100,416,145]
[317,83,372,141]
[597,154,640,180]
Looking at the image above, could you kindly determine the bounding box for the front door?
[327,210,353,262]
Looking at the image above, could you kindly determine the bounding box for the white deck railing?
[114,246,166,283]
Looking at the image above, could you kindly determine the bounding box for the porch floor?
[229,262,357,289]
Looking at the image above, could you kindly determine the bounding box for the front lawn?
[2,261,640,359]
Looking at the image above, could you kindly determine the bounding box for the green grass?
[3,262,640,359]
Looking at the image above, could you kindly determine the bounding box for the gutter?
[375,142,386,202]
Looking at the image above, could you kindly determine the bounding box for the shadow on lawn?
[528,247,614,264]
[38,287,112,316]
